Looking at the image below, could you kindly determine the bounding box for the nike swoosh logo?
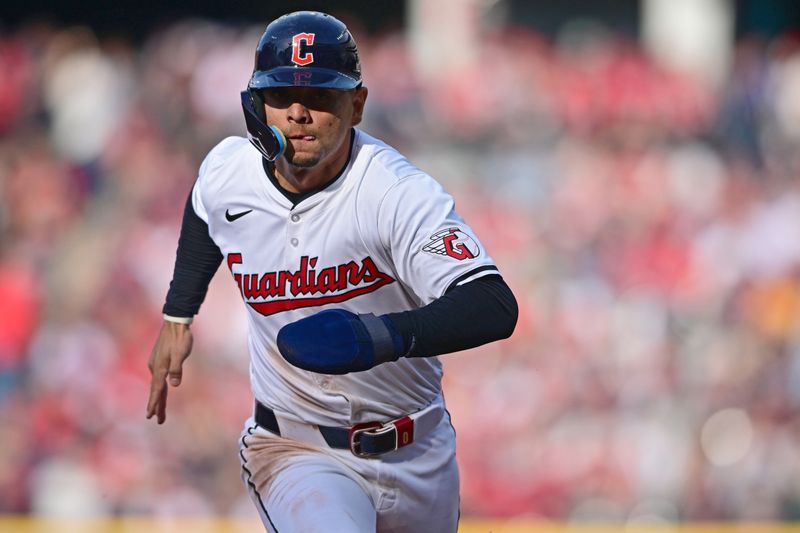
[225,209,253,222]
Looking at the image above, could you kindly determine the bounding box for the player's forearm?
[162,192,223,318]
[277,274,518,374]
[387,274,518,357]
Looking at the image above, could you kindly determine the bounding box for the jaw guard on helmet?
[241,91,286,161]
[241,11,362,161]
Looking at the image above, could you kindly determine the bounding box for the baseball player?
[146,11,517,532]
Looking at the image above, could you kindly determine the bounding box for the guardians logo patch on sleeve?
[422,228,480,261]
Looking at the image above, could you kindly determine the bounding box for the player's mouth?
[289,135,316,142]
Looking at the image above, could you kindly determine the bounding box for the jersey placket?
[283,205,335,391]
[284,208,305,266]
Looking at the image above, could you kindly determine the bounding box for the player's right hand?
[146,321,193,424]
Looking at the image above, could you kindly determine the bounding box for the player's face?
[262,87,368,169]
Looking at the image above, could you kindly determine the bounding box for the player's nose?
[286,102,311,124]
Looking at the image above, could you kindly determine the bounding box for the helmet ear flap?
[241,90,286,161]
[250,89,267,123]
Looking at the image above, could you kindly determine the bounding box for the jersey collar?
[262,129,356,207]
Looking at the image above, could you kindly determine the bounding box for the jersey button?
[291,214,300,222]
[290,238,299,247]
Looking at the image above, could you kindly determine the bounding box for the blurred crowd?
[1,13,799,524]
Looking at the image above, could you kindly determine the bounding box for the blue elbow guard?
[277,310,405,374]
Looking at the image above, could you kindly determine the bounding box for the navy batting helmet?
[250,11,361,90]
[241,11,362,160]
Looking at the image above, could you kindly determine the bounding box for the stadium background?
[1,0,800,531]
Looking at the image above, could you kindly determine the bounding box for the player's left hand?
[277,310,406,374]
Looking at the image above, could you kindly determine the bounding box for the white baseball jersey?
[192,128,498,426]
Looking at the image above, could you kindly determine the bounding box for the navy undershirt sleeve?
[162,192,223,317]
[386,274,518,357]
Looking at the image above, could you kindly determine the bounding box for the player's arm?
[147,192,223,423]
[277,274,517,374]
[387,274,517,358]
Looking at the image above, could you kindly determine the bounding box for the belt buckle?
[348,421,394,458]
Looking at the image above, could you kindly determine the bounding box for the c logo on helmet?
[291,33,315,66]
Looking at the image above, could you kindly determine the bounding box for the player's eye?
[296,90,338,110]
[263,89,293,108]
[263,88,341,111]
[307,91,335,106]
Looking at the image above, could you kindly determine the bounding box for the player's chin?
[287,152,321,168]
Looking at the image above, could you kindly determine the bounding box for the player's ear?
[350,86,368,126]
